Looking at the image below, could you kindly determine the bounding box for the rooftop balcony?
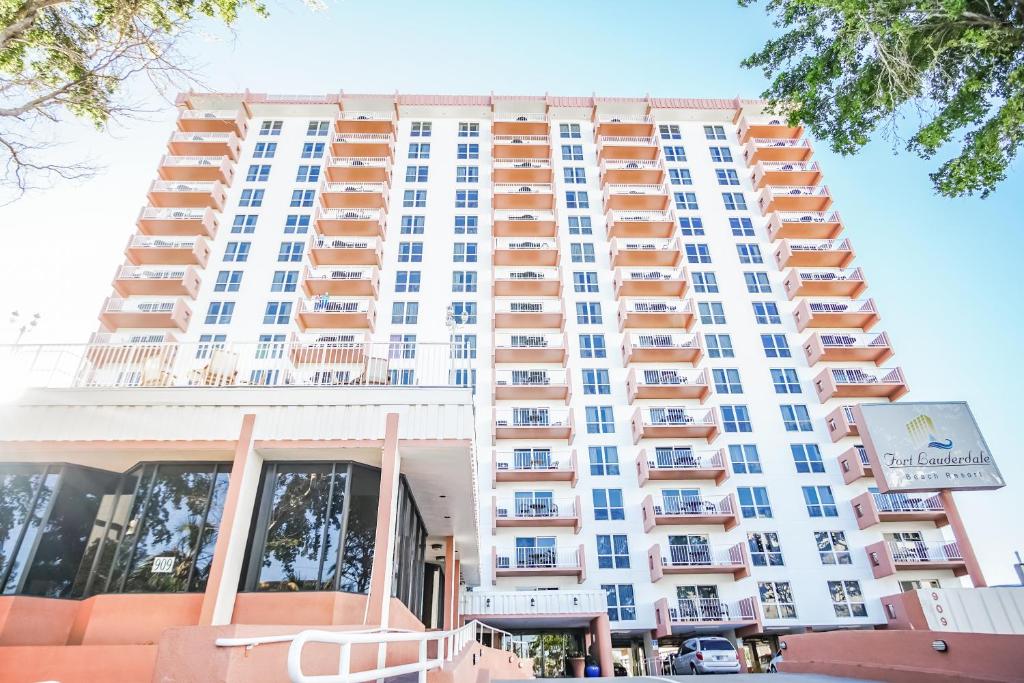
[324,156,393,184]
[295,297,376,331]
[631,406,720,443]
[825,405,859,442]
[783,267,867,299]
[98,297,192,332]
[492,448,578,487]
[319,181,389,210]
[492,495,581,533]
[743,137,814,164]
[813,366,909,402]
[867,540,967,579]
[146,180,227,211]
[654,596,759,637]
[135,207,218,238]
[112,266,200,298]
[492,135,551,160]
[83,332,178,368]
[492,158,553,184]
[157,155,234,185]
[493,298,564,329]
[641,493,739,531]
[610,237,683,267]
[635,447,728,485]
[618,298,695,331]
[759,185,833,213]
[603,183,671,211]
[493,333,567,365]
[494,369,570,403]
[839,445,872,484]
[627,367,711,403]
[596,135,660,161]
[648,542,749,581]
[124,235,210,267]
[492,112,549,136]
[852,491,948,529]
[492,545,584,583]
[176,108,247,136]
[752,161,822,189]
[774,238,853,269]
[736,113,804,143]
[794,298,879,332]
[803,331,893,366]
[313,208,386,238]
[331,133,396,159]
[621,332,703,365]
[493,238,559,266]
[593,114,655,139]
[492,407,574,443]
[492,183,555,210]
[614,268,688,298]
[492,210,557,237]
[285,332,368,366]
[334,111,396,135]
[600,159,665,186]
[308,236,383,267]
[167,131,241,160]
[301,265,380,297]
[767,210,844,241]
[493,267,562,296]
[460,589,608,622]
[606,210,676,239]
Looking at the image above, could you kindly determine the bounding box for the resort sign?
[855,402,1004,493]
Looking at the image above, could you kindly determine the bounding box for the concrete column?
[365,413,402,626]
[642,631,657,674]
[592,613,614,676]
[441,536,456,632]
[939,490,986,587]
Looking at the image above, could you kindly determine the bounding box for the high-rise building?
[0,91,984,680]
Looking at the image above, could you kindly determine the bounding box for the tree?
[0,0,272,198]
[739,0,1024,198]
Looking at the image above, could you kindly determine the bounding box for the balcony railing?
[127,235,199,250]
[149,180,219,193]
[115,266,189,281]
[494,238,558,251]
[601,159,661,171]
[169,131,234,142]
[494,267,560,281]
[310,236,379,250]
[493,299,563,314]
[888,541,963,564]
[808,299,877,315]
[160,155,228,168]
[668,597,754,623]
[321,181,388,194]
[493,135,550,145]
[656,494,733,517]
[829,366,906,387]
[460,590,607,617]
[494,369,568,387]
[493,158,551,169]
[494,448,574,472]
[493,183,554,195]
[493,407,571,428]
[748,137,812,149]
[648,448,725,471]
[638,406,716,427]
[797,268,864,284]
[494,112,548,122]
[598,135,658,145]
[337,111,395,121]
[332,133,396,143]
[495,547,580,570]
[494,332,564,350]
[297,298,373,315]
[325,156,392,169]
[633,367,708,387]
[604,183,668,196]
[873,492,943,514]
[494,498,576,519]
[627,332,700,350]
[620,299,693,314]
[663,544,743,568]
[178,109,240,121]
[303,265,377,282]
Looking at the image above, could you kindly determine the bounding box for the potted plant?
[568,647,586,678]
[584,654,601,678]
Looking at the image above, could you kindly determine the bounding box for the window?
[781,404,813,432]
[674,191,698,209]
[454,216,478,234]
[658,123,681,139]
[559,123,582,138]
[284,215,310,233]
[253,142,277,158]
[729,217,755,236]
[753,302,782,324]
[698,301,726,324]
[663,146,686,162]
[456,143,479,159]
[815,531,852,565]
[803,486,838,517]
[270,270,298,293]
[713,368,743,394]
[205,301,234,324]
[596,535,630,568]
[259,120,282,136]
[290,189,315,207]
[295,165,320,182]
[407,143,430,159]
[691,272,718,293]
[759,581,797,619]
[458,122,479,137]
[394,270,421,293]
[450,301,477,324]
[791,444,825,473]
[748,532,784,566]
[585,406,614,434]
[829,580,867,617]
[721,404,752,432]
[306,120,329,136]
[561,144,583,161]
[744,272,771,293]
[570,243,595,263]
[685,243,711,264]
[223,241,250,262]
[403,190,427,207]
[263,301,292,324]
[453,242,478,263]
[900,579,942,592]
[738,487,772,518]
[246,164,270,181]
[729,444,762,474]
[452,334,477,359]
[232,215,258,233]
[451,271,478,292]
[400,216,425,234]
[589,446,620,476]
[196,334,226,357]
[398,242,423,262]
[576,302,602,324]
[455,166,479,183]
[573,271,599,292]
[737,243,763,264]
[705,333,734,358]
[771,368,801,394]
[603,584,636,621]
[300,142,324,159]
[677,216,704,235]
[405,165,429,182]
[214,270,243,292]
[761,334,791,358]
[454,190,478,208]
[277,241,304,262]
[704,125,726,140]
[388,334,417,360]
[722,192,747,210]
[239,189,264,207]
[593,489,624,520]
[565,191,589,209]
[410,121,431,137]
[709,146,733,162]
[579,334,606,358]
[564,167,586,184]
[668,168,693,185]
[716,169,740,186]
[568,216,592,234]
[391,302,419,324]
[582,369,611,395]
[255,334,286,360]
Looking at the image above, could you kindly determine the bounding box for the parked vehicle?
[671,636,741,675]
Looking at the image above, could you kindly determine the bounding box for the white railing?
[494,448,573,472]
[889,541,963,563]
[634,367,707,387]
[647,448,724,470]
[494,332,564,349]
[460,589,607,617]
[601,159,662,172]
[749,137,811,148]
[604,183,667,196]
[494,369,568,387]
[607,209,674,222]
[669,597,753,623]
[765,185,830,197]
[787,238,852,251]
[628,332,701,350]
[304,266,376,282]
[598,114,653,123]
[830,367,905,385]
[493,406,571,427]
[115,266,189,281]
[320,182,387,193]
[493,183,553,194]
[493,135,549,144]
[493,158,551,169]
[332,133,395,143]
[149,180,218,193]
[170,131,234,143]
[495,497,576,519]
[493,209,556,222]
[494,238,558,250]
[161,155,226,167]
[494,266,560,281]
[495,547,580,570]
[640,406,716,426]
[758,161,820,171]
[798,267,864,283]
[808,299,876,314]
[326,156,391,168]
[102,297,177,314]
[127,235,199,249]
[598,135,657,145]
[613,237,681,251]
[494,112,547,122]
[664,543,743,567]
[310,236,379,250]
[621,298,693,314]
[818,332,890,349]
[338,111,395,121]
[297,298,373,315]
[493,298,562,314]
[138,207,207,221]
[315,208,385,222]
[657,494,733,517]
[873,492,943,513]
[618,267,686,281]
[775,210,841,223]
[0,341,471,390]
[179,109,239,121]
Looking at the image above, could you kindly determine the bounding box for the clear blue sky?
[0,0,1021,582]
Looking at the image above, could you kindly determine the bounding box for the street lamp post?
[8,311,41,346]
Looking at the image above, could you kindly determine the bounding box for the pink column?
[365,413,401,626]
[442,536,456,632]
[592,613,614,676]
[939,490,987,587]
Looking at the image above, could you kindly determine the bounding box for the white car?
[671,636,741,675]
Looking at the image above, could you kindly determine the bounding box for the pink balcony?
[308,236,383,267]
[493,183,556,210]
[653,596,760,638]
[641,493,739,531]
[493,368,570,403]
[492,495,581,533]
[606,210,676,238]
[301,266,380,297]
[794,298,879,332]
[492,135,551,160]
[313,208,387,238]
[635,448,728,485]
[492,158,553,184]
[493,299,564,329]
[320,182,389,210]
[124,235,210,267]
[492,545,585,584]
[803,331,893,366]
[493,333,567,365]
[627,367,711,403]
[614,268,688,298]
[743,137,814,164]
[594,116,655,139]
[600,159,665,186]
[838,445,872,484]
[146,180,227,210]
[324,156,393,185]
[167,131,241,160]
[825,405,859,442]
[112,266,201,298]
[98,297,192,332]
[136,207,218,238]
[767,211,844,241]
[493,114,549,137]
[295,298,376,331]
[331,133,395,160]
[813,367,909,402]
[176,108,247,136]
[866,540,967,579]
[774,238,854,269]
[618,299,695,331]
[157,155,234,185]
[492,407,574,443]
[851,491,948,529]
[631,407,720,444]
[783,268,867,299]
[492,210,558,237]
[759,185,832,213]
[736,113,804,143]
[492,449,578,487]
[335,112,396,136]
[610,238,682,268]
[752,161,822,188]
[493,238,560,267]
[596,135,660,161]
[621,332,703,365]
[603,184,671,212]
[648,542,749,581]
